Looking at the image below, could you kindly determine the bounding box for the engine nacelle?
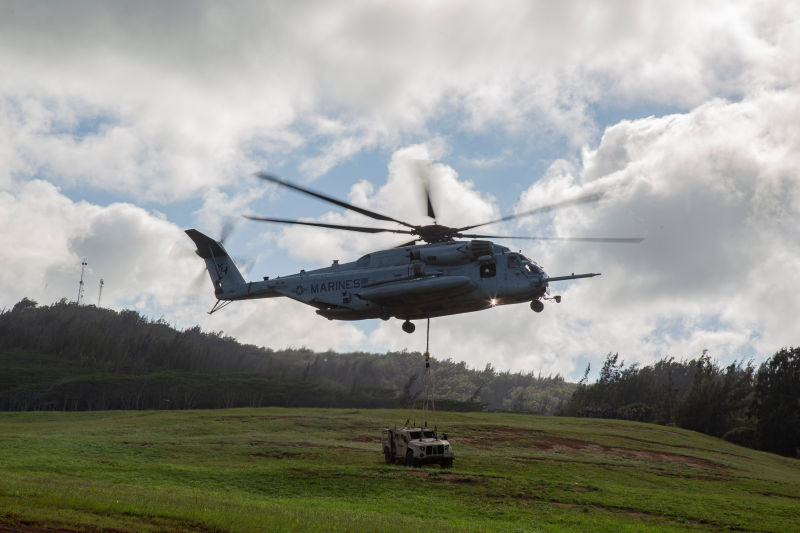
[410,240,494,265]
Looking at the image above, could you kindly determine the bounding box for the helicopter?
[186,170,642,333]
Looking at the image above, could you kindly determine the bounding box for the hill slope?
[1,408,798,532]
[0,301,574,412]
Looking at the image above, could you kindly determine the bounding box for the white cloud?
[0,180,368,351]
[3,1,799,200]
[2,1,800,376]
[510,90,800,370]
[273,143,499,265]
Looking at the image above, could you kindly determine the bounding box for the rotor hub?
[414,224,459,243]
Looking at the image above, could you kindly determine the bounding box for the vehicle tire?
[384,448,393,464]
[405,450,416,467]
[530,300,544,313]
[441,459,453,469]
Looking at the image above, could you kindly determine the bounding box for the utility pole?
[97,278,104,307]
[77,258,87,305]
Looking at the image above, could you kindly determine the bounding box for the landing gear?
[530,299,544,313]
[402,320,416,333]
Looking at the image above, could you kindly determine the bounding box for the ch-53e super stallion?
[186,171,641,333]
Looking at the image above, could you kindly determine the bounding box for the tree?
[753,347,800,457]
[12,297,37,313]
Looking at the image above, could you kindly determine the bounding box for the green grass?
[1,409,799,532]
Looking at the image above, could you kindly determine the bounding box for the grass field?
[1,408,799,532]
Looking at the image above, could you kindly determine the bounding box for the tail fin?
[185,229,246,298]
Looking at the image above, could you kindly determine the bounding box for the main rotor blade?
[457,192,605,232]
[256,173,417,230]
[412,160,437,221]
[243,215,416,235]
[458,232,644,243]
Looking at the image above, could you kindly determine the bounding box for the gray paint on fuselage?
[221,240,545,319]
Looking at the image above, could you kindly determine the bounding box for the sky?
[1,0,799,380]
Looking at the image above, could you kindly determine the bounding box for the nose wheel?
[402,320,416,333]
[530,300,544,313]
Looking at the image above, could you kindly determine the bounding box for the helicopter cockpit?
[507,253,543,277]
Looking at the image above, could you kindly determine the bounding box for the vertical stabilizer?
[185,229,246,299]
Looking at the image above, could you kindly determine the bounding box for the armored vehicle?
[382,427,454,467]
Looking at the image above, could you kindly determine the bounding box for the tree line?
[0,298,574,413]
[563,349,800,458]
[5,298,796,457]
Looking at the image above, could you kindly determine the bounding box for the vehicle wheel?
[402,320,416,334]
[441,459,453,469]
[405,450,416,467]
[384,448,393,464]
[530,300,544,313]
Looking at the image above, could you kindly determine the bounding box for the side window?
[480,262,496,278]
[507,255,520,268]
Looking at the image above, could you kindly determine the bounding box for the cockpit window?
[423,430,435,438]
[409,431,422,439]
[507,254,520,268]
[521,258,539,276]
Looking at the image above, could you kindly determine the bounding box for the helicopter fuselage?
[186,170,634,330]
[208,238,588,322]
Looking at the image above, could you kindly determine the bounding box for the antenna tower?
[97,278,104,307]
[77,258,88,305]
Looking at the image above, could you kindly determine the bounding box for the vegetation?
[3,298,797,458]
[753,347,800,457]
[1,408,799,532]
[0,299,574,413]
[565,349,800,458]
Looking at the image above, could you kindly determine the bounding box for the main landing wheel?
[402,320,416,333]
[530,300,544,313]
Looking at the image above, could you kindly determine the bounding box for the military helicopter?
[186,170,641,333]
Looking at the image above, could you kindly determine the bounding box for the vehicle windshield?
[409,430,436,439]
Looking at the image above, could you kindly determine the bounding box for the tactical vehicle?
[382,426,454,467]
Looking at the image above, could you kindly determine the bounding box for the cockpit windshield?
[520,256,540,276]
[508,253,541,276]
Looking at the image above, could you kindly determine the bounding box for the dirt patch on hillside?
[213,415,319,422]
[528,435,725,469]
[457,428,727,470]
[351,436,380,443]
[0,521,127,533]
[384,469,484,484]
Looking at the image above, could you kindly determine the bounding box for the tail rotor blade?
[219,216,238,244]
[191,268,208,291]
